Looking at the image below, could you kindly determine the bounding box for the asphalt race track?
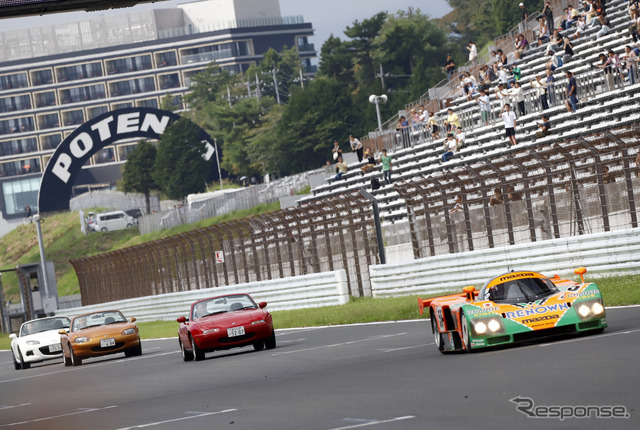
[1,306,639,430]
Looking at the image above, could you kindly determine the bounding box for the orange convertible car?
[59,310,141,366]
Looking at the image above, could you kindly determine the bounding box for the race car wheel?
[430,311,444,352]
[264,330,276,350]
[18,348,30,370]
[180,339,193,362]
[63,351,72,367]
[71,348,82,366]
[190,335,205,361]
[460,312,472,352]
[253,340,265,351]
[13,353,21,370]
[101,227,107,232]
[125,343,142,358]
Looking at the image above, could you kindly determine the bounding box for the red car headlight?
[203,328,219,334]
[251,320,266,325]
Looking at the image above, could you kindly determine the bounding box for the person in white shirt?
[467,41,478,67]
[349,135,363,162]
[476,89,491,126]
[501,104,518,146]
[497,64,510,85]
[509,81,525,117]
[495,83,511,108]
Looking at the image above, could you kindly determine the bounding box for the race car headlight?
[575,298,605,321]
[26,340,40,345]
[74,337,90,343]
[251,320,266,325]
[470,317,505,336]
[203,328,219,334]
[121,328,137,335]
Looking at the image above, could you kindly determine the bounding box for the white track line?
[328,415,416,430]
[115,408,237,429]
[0,405,117,428]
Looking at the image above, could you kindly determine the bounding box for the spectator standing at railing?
[497,64,510,85]
[596,52,615,91]
[444,54,456,81]
[623,45,638,85]
[509,81,526,117]
[495,83,511,108]
[545,68,556,106]
[332,139,342,168]
[477,89,491,126]
[543,1,555,32]
[349,135,363,163]
[530,75,549,110]
[379,149,392,185]
[427,113,440,139]
[565,70,579,113]
[501,103,518,146]
[519,2,529,32]
[467,41,478,68]
[396,116,411,149]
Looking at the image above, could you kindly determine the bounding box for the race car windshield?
[488,278,559,303]
[21,317,71,336]
[192,294,258,319]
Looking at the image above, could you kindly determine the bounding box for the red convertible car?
[177,293,276,361]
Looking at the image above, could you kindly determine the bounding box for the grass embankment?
[2,275,635,349]
[0,201,280,303]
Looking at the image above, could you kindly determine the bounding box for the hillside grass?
[0,201,280,303]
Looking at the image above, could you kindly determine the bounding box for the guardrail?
[369,228,640,298]
[54,270,349,321]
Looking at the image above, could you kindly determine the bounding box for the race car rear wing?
[418,290,479,315]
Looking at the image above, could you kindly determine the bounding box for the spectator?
[360,149,377,174]
[454,126,466,150]
[608,49,625,84]
[537,17,550,46]
[535,115,552,138]
[546,30,564,56]
[410,108,422,131]
[630,14,640,43]
[602,166,615,184]
[332,139,342,164]
[562,37,574,65]
[565,70,579,113]
[489,188,504,206]
[511,64,522,83]
[445,108,462,131]
[507,186,522,201]
[441,133,457,163]
[24,204,32,219]
[545,68,557,106]
[595,12,611,41]
[349,135,363,162]
[514,34,529,60]
[497,64,510,86]
[379,149,392,185]
[495,83,511,108]
[467,41,478,67]
[477,89,491,126]
[501,103,518,146]
[585,0,598,26]
[519,2,529,32]
[543,1,555,32]
[623,45,638,85]
[530,75,549,111]
[572,15,587,39]
[596,52,615,91]
[428,113,440,139]
[444,54,456,81]
[630,0,639,22]
[545,52,563,72]
[334,156,348,181]
[509,81,526,117]
[449,194,464,214]
[496,49,508,69]
[396,116,411,149]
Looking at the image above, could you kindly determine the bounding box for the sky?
[0,0,452,50]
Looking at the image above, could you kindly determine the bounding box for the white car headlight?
[591,302,604,315]
[121,328,137,335]
[26,340,40,345]
[75,337,90,343]
[578,304,591,318]
[474,322,487,334]
[488,319,501,333]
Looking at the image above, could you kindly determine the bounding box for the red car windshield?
[192,294,257,319]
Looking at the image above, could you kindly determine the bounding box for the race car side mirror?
[259,302,267,309]
[463,286,476,301]
[574,267,587,283]
[9,333,16,340]
[176,316,187,323]
[129,317,137,323]
[58,329,67,335]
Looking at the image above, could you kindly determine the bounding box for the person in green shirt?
[379,149,392,185]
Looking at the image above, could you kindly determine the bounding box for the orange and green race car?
[419,268,606,353]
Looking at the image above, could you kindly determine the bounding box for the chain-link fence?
[394,124,640,259]
[72,191,380,305]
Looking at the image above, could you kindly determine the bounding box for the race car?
[419,268,606,353]
[9,316,71,370]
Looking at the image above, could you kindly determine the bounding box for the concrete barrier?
[55,270,349,321]
[370,228,640,298]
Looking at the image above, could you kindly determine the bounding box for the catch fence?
[72,191,380,305]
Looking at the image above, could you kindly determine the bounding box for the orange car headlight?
[75,337,90,343]
[122,328,137,335]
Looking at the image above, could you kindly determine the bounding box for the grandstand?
[300,0,640,254]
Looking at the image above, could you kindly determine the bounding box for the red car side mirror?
[258,302,267,309]
[176,316,187,323]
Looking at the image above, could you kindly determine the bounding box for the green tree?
[153,118,211,201]
[344,11,387,83]
[183,63,233,109]
[121,140,158,214]
[317,35,354,84]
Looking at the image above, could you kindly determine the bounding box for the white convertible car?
[10,316,70,370]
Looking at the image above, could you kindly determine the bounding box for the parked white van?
[94,210,135,232]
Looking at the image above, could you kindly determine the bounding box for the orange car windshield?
[73,311,126,330]
[488,278,558,303]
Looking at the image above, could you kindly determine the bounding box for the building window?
[112,101,133,110]
[41,133,62,150]
[0,72,29,90]
[94,147,115,164]
[0,137,38,156]
[34,91,57,108]
[62,109,85,126]
[87,105,109,120]
[1,176,40,216]
[30,69,53,86]
[109,77,155,96]
[0,94,32,113]
[105,54,153,75]
[0,117,35,135]
[136,98,158,109]
[155,51,177,68]
[117,143,138,161]
[158,73,181,90]
[56,62,103,82]
[0,157,41,178]
[37,112,60,130]
[59,84,106,104]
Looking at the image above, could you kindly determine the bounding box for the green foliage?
[318,35,354,84]
[121,139,157,213]
[344,11,388,83]
[153,118,211,201]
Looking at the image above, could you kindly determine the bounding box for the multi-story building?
[0,0,315,235]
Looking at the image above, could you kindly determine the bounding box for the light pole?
[214,138,223,190]
[33,214,50,299]
[369,94,387,132]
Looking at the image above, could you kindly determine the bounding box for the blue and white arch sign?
[37,107,215,213]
